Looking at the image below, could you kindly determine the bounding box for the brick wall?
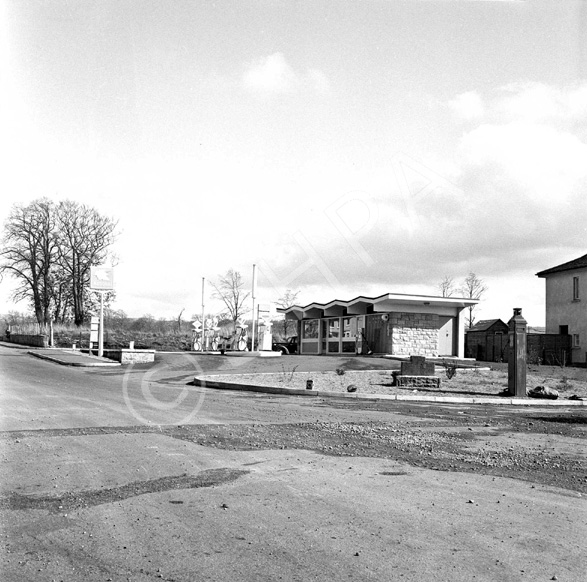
[391,313,439,356]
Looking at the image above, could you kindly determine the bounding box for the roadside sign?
[90,266,114,290]
[90,316,99,343]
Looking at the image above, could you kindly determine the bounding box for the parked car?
[272,336,298,355]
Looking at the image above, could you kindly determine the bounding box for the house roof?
[278,292,478,319]
[467,319,507,332]
[536,253,587,277]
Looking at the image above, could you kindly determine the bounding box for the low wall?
[8,334,49,348]
[102,349,155,363]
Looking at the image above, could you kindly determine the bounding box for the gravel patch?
[204,368,587,400]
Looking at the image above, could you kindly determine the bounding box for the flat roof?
[278,292,478,318]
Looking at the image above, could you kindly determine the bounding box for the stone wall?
[103,349,155,363]
[395,375,441,389]
[9,334,49,348]
[391,312,439,356]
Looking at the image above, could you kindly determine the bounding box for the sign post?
[251,264,257,353]
[90,267,114,358]
[201,277,206,352]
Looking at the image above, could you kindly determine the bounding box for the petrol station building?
[278,293,478,358]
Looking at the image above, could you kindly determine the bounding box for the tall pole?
[251,264,257,353]
[98,291,104,357]
[201,277,206,352]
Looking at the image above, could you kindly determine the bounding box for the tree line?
[0,198,117,328]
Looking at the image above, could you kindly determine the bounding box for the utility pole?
[201,277,206,352]
[251,264,257,353]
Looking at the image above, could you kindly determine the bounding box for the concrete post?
[98,291,104,358]
[508,307,527,397]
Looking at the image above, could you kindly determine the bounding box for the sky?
[1,0,586,325]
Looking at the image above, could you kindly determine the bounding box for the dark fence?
[466,332,572,365]
[527,334,572,366]
[466,332,508,362]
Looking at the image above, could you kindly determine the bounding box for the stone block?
[401,355,435,376]
[103,349,155,364]
[395,375,441,389]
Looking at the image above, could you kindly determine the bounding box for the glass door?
[341,317,356,353]
[326,318,341,353]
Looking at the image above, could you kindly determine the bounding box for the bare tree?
[437,275,455,297]
[460,272,487,328]
[211,269,250,329]
[56,201,118,326]
[104,307,128,330]
[177,308,185,333]
[0,199,59,329]
[276,288,300,337]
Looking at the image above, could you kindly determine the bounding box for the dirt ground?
[1,349,586,581]
[204,361,587,400]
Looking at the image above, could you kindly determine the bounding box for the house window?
[573,334,580,348]
[573,276,580,300]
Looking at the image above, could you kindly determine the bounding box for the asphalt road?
[1,346,586,582]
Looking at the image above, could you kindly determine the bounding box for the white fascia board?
[373,294,479,311]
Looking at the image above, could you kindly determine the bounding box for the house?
[465,319,509,362]
[536,252,587,365]
[278,292,478,358]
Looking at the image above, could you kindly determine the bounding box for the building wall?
[297,309,467,357]
[544,268,587,364]
[391,312,439,356]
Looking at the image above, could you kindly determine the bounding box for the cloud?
[260,81,587,309]
[495,82,587,125]
[242,52,329,96]
[449,91,485,121]
[453,82,587,245]
[458,121,587,206]
[451,82,587,126]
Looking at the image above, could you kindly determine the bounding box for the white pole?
[98,291,104,357]
[251,264,257,353]
[201,277,205,352]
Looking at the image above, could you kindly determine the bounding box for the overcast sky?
[1,0,586,325]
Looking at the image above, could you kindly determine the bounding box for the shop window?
[328,319,340,339]
[342,317,353,338]
[303,319,319,339]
